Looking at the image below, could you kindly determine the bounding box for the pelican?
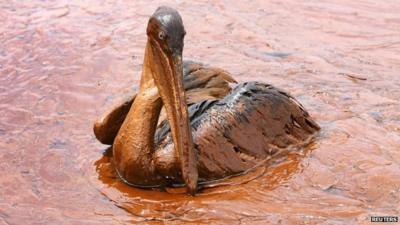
[94,6,319,195]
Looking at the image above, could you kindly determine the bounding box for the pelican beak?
[149,41,198,195]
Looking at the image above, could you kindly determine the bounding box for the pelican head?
[145,6,198,194]
[147,6,186,56]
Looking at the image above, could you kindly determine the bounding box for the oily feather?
[154,82,320,182]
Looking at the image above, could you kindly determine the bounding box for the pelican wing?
[154,82,320,180]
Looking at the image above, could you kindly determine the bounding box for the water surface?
[1,0,400,224]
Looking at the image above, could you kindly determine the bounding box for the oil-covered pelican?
[94,6,320,194]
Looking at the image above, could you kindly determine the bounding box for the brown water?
[1,0,400,224]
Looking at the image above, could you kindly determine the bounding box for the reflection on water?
[1,0,399,224]
[94,141,317,222]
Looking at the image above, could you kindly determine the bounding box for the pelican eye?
[158,31,166,40]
